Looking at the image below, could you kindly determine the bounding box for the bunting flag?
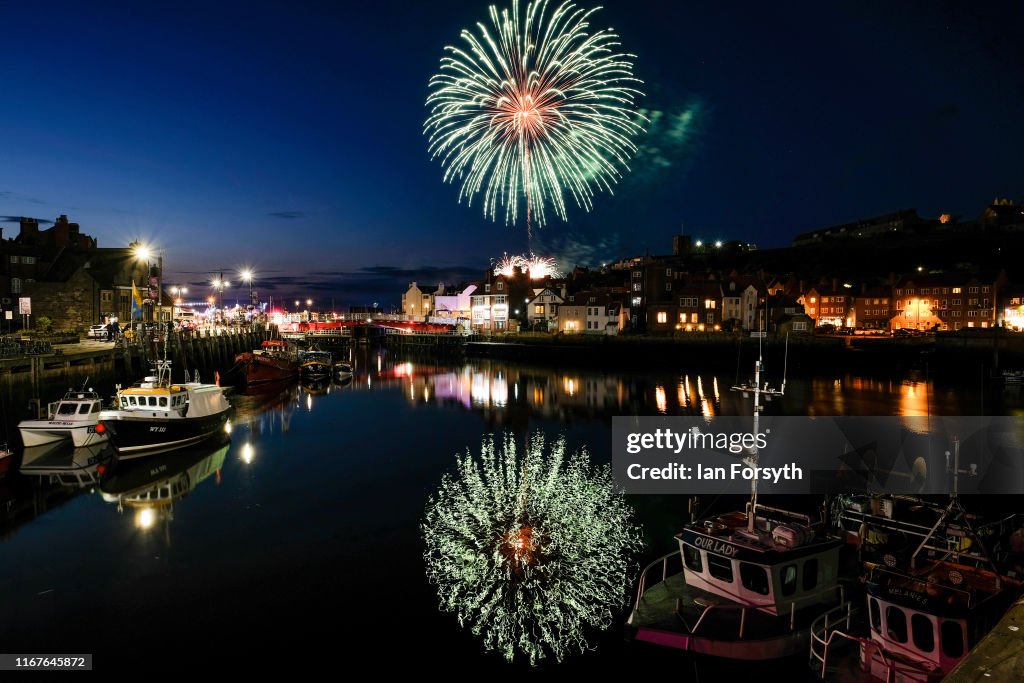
[131,280,144,320]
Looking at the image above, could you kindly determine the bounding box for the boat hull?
[101,409,230,458]
[229,352,298,386]
[19,422,108,447]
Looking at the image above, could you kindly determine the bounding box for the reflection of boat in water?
[99,360,232,458]
[301,377,331,396]
[19,441,111,488]
[99,436,229,528]
[18,388,109,447]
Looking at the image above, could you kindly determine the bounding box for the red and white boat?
[225,340,299,388]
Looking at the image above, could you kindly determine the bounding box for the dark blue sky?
[1,1,1021,307]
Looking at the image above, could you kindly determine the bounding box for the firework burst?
[494,252,563,279]
[422,433,643,664]
[425,0,644,234]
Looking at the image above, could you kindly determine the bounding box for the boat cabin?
[47,390,103,421]
[677,507,843,616]
[118,377,189,414]
[859,562,1019,681]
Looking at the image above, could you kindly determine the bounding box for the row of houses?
[403,261,1019,335]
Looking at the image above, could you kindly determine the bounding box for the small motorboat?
[18,388,109,447]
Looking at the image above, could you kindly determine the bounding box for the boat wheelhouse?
[18,388,109,447]
[299,348,333,379]
[628,503,845,659]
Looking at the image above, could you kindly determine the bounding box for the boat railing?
[632,550,685,615]
[687,584,846,639]
[809,605,939,681]
[632,550,846,638]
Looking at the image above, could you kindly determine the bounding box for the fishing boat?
[99,361,231,458]
[299,347,333,379]
[18,387,109,447]
[334,361,353,381]
[628,339,847,659]
[809,439,1024,681]
[224,339,299,387]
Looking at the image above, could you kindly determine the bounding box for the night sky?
[1,1,1021,308]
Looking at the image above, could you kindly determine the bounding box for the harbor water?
[0,347,1020,675]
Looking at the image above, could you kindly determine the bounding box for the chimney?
[832,277,839,292]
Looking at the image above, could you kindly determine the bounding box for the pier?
[0,327,273,407]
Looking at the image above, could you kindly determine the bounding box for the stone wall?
[23,268,99,331]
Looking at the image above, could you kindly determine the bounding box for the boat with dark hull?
[99,361,231,458]
[225,340,299,387]
[299,347,333,379]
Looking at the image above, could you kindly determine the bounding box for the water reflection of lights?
[306,393,312,411]
[241,443,255,464]
[713,377,720,403]
[135,508,156,530]
[677,381,686,408]
[655,385,667,414]
[564,377,577,397]
[377,354,382,373]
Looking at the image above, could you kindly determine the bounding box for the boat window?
[683,543,702,572]
[57,403,78,415]
[780,564,797,596]
[159,397,168,407]
[78,403,91,414]
[121,397,129,408]
[148,397,158,407]
[803,558,818,591]
[886,606,908,643]
[91,402,101,413]
[739,563,769,595]
[941,621,964,659]
[869,598,881,633]
[912,613,935,653]
[706,554,733,583]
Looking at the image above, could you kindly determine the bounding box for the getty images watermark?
[612,416,1024,495]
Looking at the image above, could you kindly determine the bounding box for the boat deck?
[629,572,838,659]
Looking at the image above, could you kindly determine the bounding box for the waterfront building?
[558,291,620,334]
[852,288,893,331]
[402,281,444,319]
[1,216,150,330]
[526,287,564,331]
[892,275,1000,331]
[721,277,762,331]
[1001,290,1024,331]
[803,286,853,328]
[432,284,476,323]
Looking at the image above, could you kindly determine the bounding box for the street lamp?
[240,269,254,308]
[211,273,230,315]
[130,241,162,322]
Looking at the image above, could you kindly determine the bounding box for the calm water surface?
[1,349,1020,674]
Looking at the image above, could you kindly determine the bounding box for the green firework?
[422,433,644,664]
[425,0,645,229]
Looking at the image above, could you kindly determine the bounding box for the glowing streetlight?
[240,269,254,307]
[714,240,723,248]
[695,239,703,248]
[129,241,162,322]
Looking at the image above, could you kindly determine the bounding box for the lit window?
[534,305,544,315]
[656,312,667,324]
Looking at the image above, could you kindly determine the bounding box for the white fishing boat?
[18,388,109,447]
